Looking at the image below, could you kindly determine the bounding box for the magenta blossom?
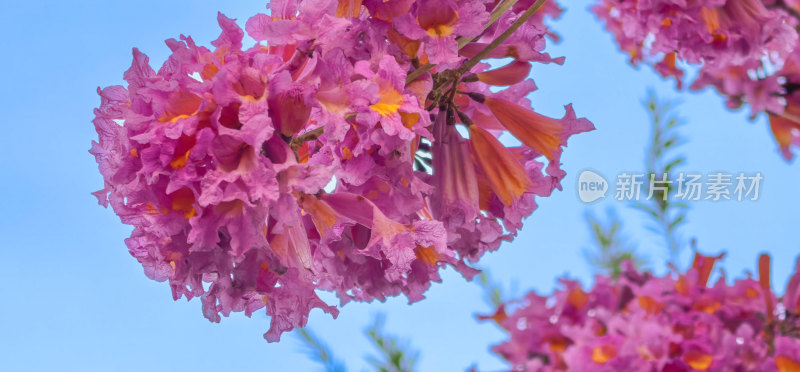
[91,0,592,341]
[592,0,800,160]
[482,253,800,371]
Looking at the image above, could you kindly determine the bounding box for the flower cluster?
[482,253,800,371]
[90,0,593,341]
[592,0,800,160]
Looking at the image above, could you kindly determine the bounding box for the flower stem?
[407,0,545,84]
[456,0,521,49]
[458,0,548,75]
[406,64,434,84]
[290,126,325,150]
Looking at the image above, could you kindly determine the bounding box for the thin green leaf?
[295,328,348,372]
[365,315,418,372]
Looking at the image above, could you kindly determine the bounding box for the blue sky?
[1,1,798,371]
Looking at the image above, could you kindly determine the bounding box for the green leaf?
[669,214,686,230]
[631,202,660,220]
[366,315,418,372]
[296,328,348,372]
[583,210,644,277]
[664,157,685,174]
[633,90,692,267]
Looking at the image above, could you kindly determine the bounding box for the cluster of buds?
[593,0,800,160]
[482,253,800,371]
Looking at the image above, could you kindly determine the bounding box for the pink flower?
[592,0,800,159]
[354,55,430,141]
[768,105,800,161]
[92,0,592,341]
[477,60,532,86]
[431,111,480,220]
[392,0,489,67]
[484,253,800,370]
[784,257,800,314]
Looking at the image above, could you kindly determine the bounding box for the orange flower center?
[684,350,714,370]
[592,344,617,364]
[370,85,403,116]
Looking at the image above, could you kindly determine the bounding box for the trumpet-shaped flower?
[592,0,800,159]
[484,254,800,371]
[91,0,591,342]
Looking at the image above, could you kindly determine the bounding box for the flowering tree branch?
[407,0,545,84]
[457,0,548,75]
[90,0,592,342]
[290,126,325,150]
[456,0,521,49]
[593,0,800,160]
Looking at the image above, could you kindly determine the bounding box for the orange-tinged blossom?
[777,356,800,372]
[336,0,362,18]
[370,85,403,117]
[484,97,563,160]
[592,344,617,364]
[477,60,532,86]
[468,125,531,206]
[684,350,714,370]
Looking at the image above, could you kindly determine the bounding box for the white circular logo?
[577,170,608,203]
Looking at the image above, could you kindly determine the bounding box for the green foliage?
[295,315,418,372]
[476,272,505,308]
[583,90,688,275]
[583,210,644,278]
[365,315,418,372]
[296,327,347,372]
[634,90,689,266]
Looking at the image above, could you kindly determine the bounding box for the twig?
[406,0,539,84]
[406,64,435,84]
[290,126,325,149]
[456,0,521,49]
[458,0,548,75]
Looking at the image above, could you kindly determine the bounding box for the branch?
[406,0,540,84]
[406,64,434,84]
[457,0,548,75]
[290,126,325,150]
[456,0,521,49]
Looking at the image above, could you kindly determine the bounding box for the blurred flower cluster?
[90,0,593,341]
[592,0,800,160]
[483,253,800,371]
